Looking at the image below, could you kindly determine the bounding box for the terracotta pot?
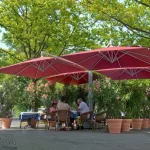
[142,119,149,129]
[148,119,150,128]
[107,119,122,134]
[121,119,132,132]
[132,119,143,130]
[0,118,12,129]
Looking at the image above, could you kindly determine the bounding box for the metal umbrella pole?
[88,70,93,110]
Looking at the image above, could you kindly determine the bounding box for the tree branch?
[134,0,150,7]
[0,48,23,62]
[22,44,29,59]
[131,29,150,40]
[102,11,150,36]
[58,23,79,56]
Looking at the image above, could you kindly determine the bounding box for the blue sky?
[0,28,8,49]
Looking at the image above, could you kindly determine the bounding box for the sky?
[0,28,8,50]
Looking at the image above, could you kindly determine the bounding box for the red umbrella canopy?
[98,67,150,80]
[46,71,99,85]
[0,57,86,79]
[62,47,150,70]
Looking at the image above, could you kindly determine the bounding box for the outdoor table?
[19,112,40,128]
[70,110,78,119]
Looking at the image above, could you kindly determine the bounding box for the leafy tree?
[0,0,101,59]
[0,77,29,117]
[81,0,150,47]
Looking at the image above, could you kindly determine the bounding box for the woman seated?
[49,100,57,113]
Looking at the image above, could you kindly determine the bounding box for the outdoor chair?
[80,110,95,131]
[94,111,106,130]
[55,109,70,131]
[36,113,48,130]
[46,112,56,130]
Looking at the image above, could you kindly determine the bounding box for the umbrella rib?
[56,55,87,70]
[122,51,150,65]
[135,70,138,79]
[145,68,150,72]
[75,53,100,64]
[107,51,114,62]
[113,51,122,67]
[33,62,44,71]
[45,60,61,74]
[43,59,57,71]
[101,69,119,76]
[71,74,78,80]
[51,65,61,74]
[74,72,87,80]
[35,69,39,79]
[70,78,74,85]
[33,61,44,78]
[114,69,126,80]
[57,75,70,83]
[100,52,113,62]
[91,56,104,70]
[83,76,88,83]
[15,63,34,76]
[79,72,88,80]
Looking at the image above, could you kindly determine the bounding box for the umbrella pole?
[88,70,93,110]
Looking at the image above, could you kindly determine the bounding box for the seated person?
[57,96,71,111]
[76,98,90,129]
[49,100,57,113]
[56,96,71,130]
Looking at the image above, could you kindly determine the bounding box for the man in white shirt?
[76,98,90,129]
[77,98,89,114]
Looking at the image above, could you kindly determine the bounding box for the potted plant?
[0,79,16,129]
[93,78,123,133]
[120,84,134,132]
[121,101,132,132]
[0,109,12,129]
[141,96,150,129]
[129,88,144,130]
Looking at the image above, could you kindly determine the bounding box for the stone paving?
[0,120,150,150]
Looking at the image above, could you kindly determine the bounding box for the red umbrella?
[98,67,150,80]
[46,71,99,85]
[0,57,86,79]
[62,47,150,70]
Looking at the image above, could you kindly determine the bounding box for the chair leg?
[47,121,50,130]
[93,122,96,132]
[20,121,22,128]
[36,122,39,129]
[44,120,47,130]
[92,121,95,132]
[67,123,70,131]
[55,122,59,131]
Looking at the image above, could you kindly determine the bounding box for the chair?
[55,109,70,131]
[94,112,106,130]
[80,110,95,130]
[46,112,56,130]
[36,113,48,130]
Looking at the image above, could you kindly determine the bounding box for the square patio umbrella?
[62,46,150,70]
[0,57,86,79]
[62,46,150,109]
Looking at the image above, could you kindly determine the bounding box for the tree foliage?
[0,0,102,60]
[81,0,150,47]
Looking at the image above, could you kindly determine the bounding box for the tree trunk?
[32,79,40,112]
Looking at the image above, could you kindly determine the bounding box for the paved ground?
[0,119,150,150]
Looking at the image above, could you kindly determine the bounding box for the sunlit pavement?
[0,119,150,150]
